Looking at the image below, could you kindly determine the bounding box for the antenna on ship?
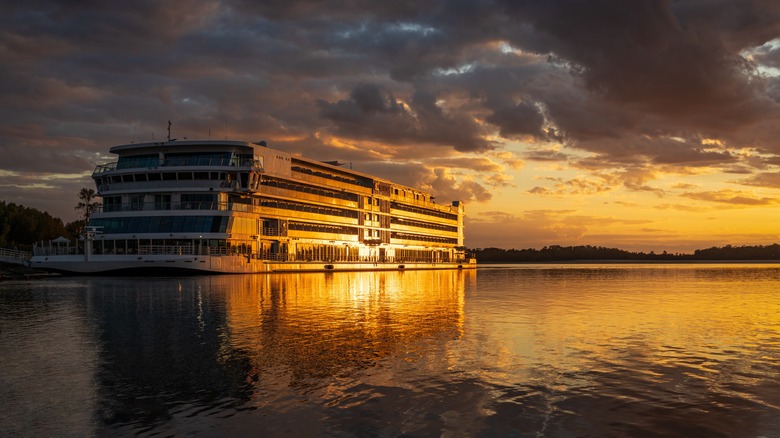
[166,120,176,142]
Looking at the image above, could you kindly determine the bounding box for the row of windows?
[391,202,458,222]
[391,232,458,245]
[101,194,220,212]
[262,177,359,202]
[260,199,359,219]
[394,248,452,263]
[116,154,159,169]
[294,243,359,262]
[288,221,358,236]
[291,164,372,188]
[116,152,253,169]
[391,217,458,233]
[100,171,228,185]
[88,216,229,234]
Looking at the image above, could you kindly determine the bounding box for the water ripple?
[2,266,780,436]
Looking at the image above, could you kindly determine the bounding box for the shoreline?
[0,262,55,280]
[4,259,779,279]
[479,259,780,265]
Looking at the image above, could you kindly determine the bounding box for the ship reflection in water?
[2,265,780,436]
[0,270,470,436]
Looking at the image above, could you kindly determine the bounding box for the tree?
[75,187,99,235]
[0,201,70,249]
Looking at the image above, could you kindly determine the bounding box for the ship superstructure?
[32,140,475,274]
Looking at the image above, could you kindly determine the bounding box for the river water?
[1,264,779,437]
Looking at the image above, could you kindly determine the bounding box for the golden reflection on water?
[213,270,472,388]
[4,265,780,436]
[467,266,780,414]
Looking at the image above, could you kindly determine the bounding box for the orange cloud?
[680,189,777,206]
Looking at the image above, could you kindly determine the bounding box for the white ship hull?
[31,254,476,275]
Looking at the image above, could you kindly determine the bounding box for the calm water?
[1,264,780,437]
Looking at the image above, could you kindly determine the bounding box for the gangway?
[0,248,32,266]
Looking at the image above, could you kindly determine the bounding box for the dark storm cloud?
[317,84,491,151]
[501,0,772,116]
[484,101,546,139]
[3,0,780,219]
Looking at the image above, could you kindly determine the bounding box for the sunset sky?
[2,0,780,252]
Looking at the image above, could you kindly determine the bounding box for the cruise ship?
[32,140,476,274]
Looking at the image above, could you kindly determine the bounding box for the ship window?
[194,172,209,180]
[130,195,144,211]
[117,154,159,169]
[159,216,173,232]
[111,176,122,184]
[134,174,147,181]
[122,175,134,182]
[137,217,150,232]
[171,216,185,232]
[89,215,229,234]
[181,193,216,209]
[179,172,193,180]
[148,173,161,181]
[148,216,161,231]
[154,194,170,210]
[202,216,214,232]
[210,216,224,233]
[162,172,176,181]
[165,152,231,166]
[103,196,121,212]
[183,216,197,231]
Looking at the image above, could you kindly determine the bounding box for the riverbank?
[0,262,54,280]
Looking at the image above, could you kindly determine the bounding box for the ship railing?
[97,180,226,192]
[96,201,231,213]
[93,162,118,175]
[138,245,196,255]
[93,158,262,176]
[94,201,276,214]
[259,185,358,208]
[0,247,33,261]
[32,245,82,256]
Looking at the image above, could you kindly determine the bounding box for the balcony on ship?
[93,155,263,177]
[96,201,231,213]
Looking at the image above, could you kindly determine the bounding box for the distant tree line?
[0,189,97,251]
[471,244,780,262]
[0,201,73,250]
